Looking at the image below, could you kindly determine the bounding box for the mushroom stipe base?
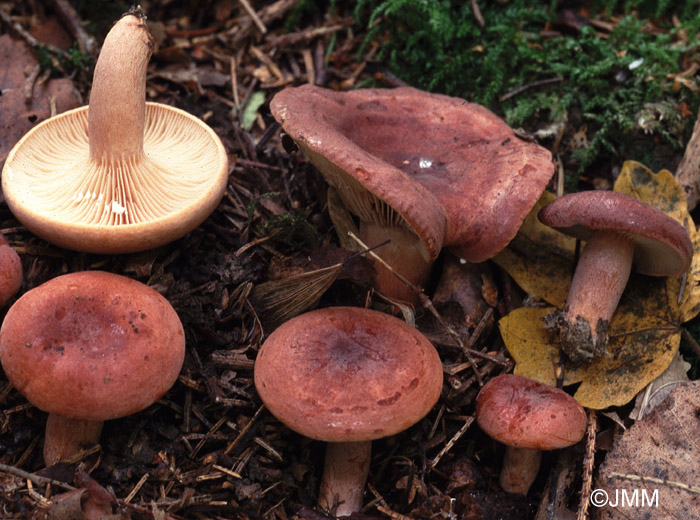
[543,309,610,362]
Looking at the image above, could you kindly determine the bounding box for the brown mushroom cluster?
[1,7,696,519]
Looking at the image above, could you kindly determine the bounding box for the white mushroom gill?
[6,104,221,227]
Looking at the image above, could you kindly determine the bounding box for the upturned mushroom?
[0,271,185,465]
[254,306,443,516]
[270,85,554,305]
[476,374,587,495]
[1,8,228,253]
[538,190,693,362]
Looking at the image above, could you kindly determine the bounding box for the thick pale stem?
[499,446,541,495]
[44,413,103,466]
[318,441,371,517]
[88,12,153,162]
[359,222,432,306]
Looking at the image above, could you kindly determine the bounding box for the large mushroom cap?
[476,374,586,450]
[254,307,443,442]
[271,85,554,262]
[538,191,693,276]
[2,102,228,253]
[0,271,185,421]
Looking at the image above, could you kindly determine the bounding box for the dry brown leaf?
[594,381,700,519]
[498,161,700,409]
[250,263,342,329]
[0,34,81,165]
[629,350,690,421]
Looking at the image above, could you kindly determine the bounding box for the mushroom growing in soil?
[254,306,443,516]
[538,190,693,362]
[1,8,229,254]
[0,271,185,465]
[476,374,587,495]
[270,85,554,305]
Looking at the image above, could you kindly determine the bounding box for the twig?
[681,327,700,358]
[348,231,484,385]
[0,463,77,491]
[49,0,97,54]
[224,404,265,455]
[471,0,485,27]
[238,0,267,34]
[608,472,700,495]
[499,77,563,102]
[23,64,41,105]
[0,8,71,61]
[429,416,475,470]
[576,409,597,520]
[123,472,149,503]
[366,483,416,520]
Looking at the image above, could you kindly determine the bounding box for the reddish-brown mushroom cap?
[538,191,693,276]
[0,234,22,307]
[254,306,443,442]
[476,374,586,450]
[270,85,555,264]
[0,271,185,421]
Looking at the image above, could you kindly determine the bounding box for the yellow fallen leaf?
[498,160,699,409]
[492,192,576,307]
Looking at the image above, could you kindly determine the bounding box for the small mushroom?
[270,85,554,305]
[0,271,185,465]
[0,234,22,307]
[538,190,693,362]
[254,307,443,516]
[476,374,587,495]
[1,8,229,253]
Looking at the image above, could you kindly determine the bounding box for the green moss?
[355,0,700,175]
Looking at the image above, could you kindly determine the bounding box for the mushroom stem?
[360,221,432,306]
[44,414,103,466]
[559,230,635,361]
[318,441,372,517]
[88,11,153,162]
[499,446,542,495]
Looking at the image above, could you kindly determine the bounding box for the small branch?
[429,416,475,470]
[0,8,71,61]
[499,77,563,102]
[608,472,700,495]
[238,0,267,34]
[576,409,597,520]
[348,231,483,385]
[471,0,485,27]
[681,327,700,358]
[0,463,77,491]
[49,0,97,54]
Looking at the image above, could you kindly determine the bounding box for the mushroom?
[538,190,693,362]
[0,234,22,307]
[476,374,587,495]
[254,306,443,516]
[0,271,185,465]
[270,85,554,305]
[1,8,229,253]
